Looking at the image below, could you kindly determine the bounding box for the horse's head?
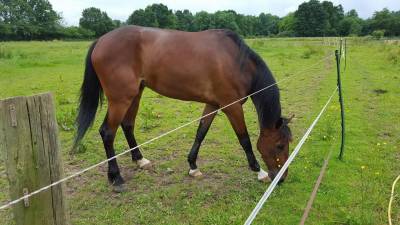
[257,116,293,183]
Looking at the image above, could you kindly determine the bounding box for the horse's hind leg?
[188,104,218,177]
[100,99,134,192]
[120,85,151,169]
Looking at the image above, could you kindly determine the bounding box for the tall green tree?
[321,1,344,35]
[256,13,280,36]
[338,9,363,36]
[79,7,114,37]
[0,1,13,39]
[213,10,241,33]
[236,15,258,36]
[278,13,295,36]
[112,19,122,28]
[193,11,213,31]
[0,0,61,40]
[127,9,149,26]
[127,4,176,29]
[370,8,400,36]
[294,0,328,37]
[394,11,400,36]
[3,1,399,40]
[175,9,194,31]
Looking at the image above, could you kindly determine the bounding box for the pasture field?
[0,38,399,225]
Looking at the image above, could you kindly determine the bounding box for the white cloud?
[49,0,400,26]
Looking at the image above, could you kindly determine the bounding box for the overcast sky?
[50,0,400,26]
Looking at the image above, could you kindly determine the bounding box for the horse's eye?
[277,144,284,150]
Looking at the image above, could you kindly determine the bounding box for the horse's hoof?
[112,184,126,193]
[137,158,152,170]
[257,168,270,182]
[258,176,271,182]
[189,169,203,177]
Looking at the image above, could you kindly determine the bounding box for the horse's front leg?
[187,104,218,177]
[222,103,269,182]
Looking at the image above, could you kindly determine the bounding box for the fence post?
[335,50,345,160]
[344,39,347,70]
[0,93,69,225]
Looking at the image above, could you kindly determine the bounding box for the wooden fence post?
[0,93,69,225]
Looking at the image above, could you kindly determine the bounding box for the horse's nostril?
[269,170,285,184]
[268,171,277,181]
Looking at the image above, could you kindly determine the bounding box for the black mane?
[223,30,281,129]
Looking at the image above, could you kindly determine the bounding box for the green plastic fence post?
[344,39,347,70]
[335,50,345,160]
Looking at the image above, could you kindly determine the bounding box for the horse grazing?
[74,25,292,192]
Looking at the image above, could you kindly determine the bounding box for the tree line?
[1,0,399,41]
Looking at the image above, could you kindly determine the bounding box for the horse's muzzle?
[269,170,286,184]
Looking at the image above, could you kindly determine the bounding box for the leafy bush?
[371,30,385,39]
[277,31,295,37]
[61,26,95,39]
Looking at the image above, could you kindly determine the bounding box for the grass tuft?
[386,47,400,64]
[301,45,323,59]
[0,45,13,59]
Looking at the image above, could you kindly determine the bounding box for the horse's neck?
[250,73,281,130]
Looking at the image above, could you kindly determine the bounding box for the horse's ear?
[275,117,283,129]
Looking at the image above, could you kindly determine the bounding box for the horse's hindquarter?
[141,29,249,106]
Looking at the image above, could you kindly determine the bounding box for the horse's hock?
[0,93,69,225]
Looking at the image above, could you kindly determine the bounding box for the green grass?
[0,38,399,225]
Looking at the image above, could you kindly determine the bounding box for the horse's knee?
[99,125,114,144]
[120,122,133,132]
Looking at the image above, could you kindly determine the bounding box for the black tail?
[73,40,102,149]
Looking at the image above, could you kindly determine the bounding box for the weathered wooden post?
[0,93,69,225]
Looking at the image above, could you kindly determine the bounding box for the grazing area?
[0,38,399,224]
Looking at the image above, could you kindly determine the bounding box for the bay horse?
[74,25,292,192]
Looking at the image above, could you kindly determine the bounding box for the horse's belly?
[144,74,215,104]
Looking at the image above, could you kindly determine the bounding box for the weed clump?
[301,45,322,59]
[57,107,77,131]
[386,47,400,64]
[140,102,161,131]
[0,45,12,59]
[0,46,29,60]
